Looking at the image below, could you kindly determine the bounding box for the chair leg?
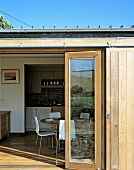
[49,135,53,147]
[35,134,38,149]
[49,134,56,148]
[39,136,42,154]
[55,134,58,165]
[58,140,60,151]
[52,135,56,148]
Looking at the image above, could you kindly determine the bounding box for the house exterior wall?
[106,48,134,170]
[0,29,134,169]
[1,37,134,48]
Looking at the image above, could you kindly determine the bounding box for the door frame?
[0,47,106,169]
[65,51,102,169]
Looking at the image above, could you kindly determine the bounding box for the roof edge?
[1,28,134,33]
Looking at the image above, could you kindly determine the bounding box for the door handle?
[106,113,110,118]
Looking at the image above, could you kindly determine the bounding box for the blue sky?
[0,0,134,29]
[71,59,94,72]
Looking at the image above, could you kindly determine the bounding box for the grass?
[71,96,94,107]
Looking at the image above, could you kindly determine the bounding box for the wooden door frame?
[0,47,106,170]
[65,51,102,170]
[106,49,111,170]
[0,47,104,54]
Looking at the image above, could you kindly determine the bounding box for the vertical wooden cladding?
[119,52,127,170]
[106,48,134,170]
[126,52,134,169]
[111,52,119,170]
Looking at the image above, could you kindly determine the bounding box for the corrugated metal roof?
[0,28,134,39]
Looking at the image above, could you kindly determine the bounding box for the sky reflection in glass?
[70,58,94,72]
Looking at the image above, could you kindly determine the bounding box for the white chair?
[49,112,61,119]
[59,120,65,140]
[49,112,61,148]
[56,120,75,165]
[80,112,90,120]
[58,120,75,141]
[34,116,55,154]
[58,120,75,140]
[55,120,65,165]
[59,119,66,150]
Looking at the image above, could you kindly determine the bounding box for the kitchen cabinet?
[26,107,36,131]
[41,72,53,79]
[26,107,51,131]
[26,71,41,93]
[41,71,64,87]
[41,71,64,79]
[53,71,64,79]
[0,111,10,140]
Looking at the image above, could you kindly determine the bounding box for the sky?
[71,59,94,72]
[0,0,134,29]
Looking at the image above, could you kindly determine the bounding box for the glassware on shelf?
[42,79,64,87]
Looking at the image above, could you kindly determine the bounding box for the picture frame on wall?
[1,69,20,84]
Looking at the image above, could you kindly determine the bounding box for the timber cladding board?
[0,47,103,54]
[126,52,134,169]
[111,52,119,170]
[2,38,134,45]
[106,48,134,170]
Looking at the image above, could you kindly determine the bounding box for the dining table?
[40,118,60,126]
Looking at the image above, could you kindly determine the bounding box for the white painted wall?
[0,54,64,133]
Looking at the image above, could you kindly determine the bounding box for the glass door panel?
[70,58,95,162]
[65,51,102,170]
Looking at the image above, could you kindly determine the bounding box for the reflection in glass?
[70,58,95,163]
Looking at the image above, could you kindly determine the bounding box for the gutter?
[1,43,134,48]
[1,28,134,33]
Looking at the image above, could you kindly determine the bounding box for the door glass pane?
[70,58,95,163]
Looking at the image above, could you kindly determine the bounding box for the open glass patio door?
[65,51,102,170]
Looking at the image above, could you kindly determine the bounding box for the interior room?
[0,49,104,170]
[0,54,66,168]
[25,64,65,131]
[0,53,98,168]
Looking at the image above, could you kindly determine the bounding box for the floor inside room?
[0,132,65,170]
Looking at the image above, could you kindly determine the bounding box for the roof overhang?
[0,28,134,33]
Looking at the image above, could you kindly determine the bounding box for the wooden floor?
[0,132,66,170]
